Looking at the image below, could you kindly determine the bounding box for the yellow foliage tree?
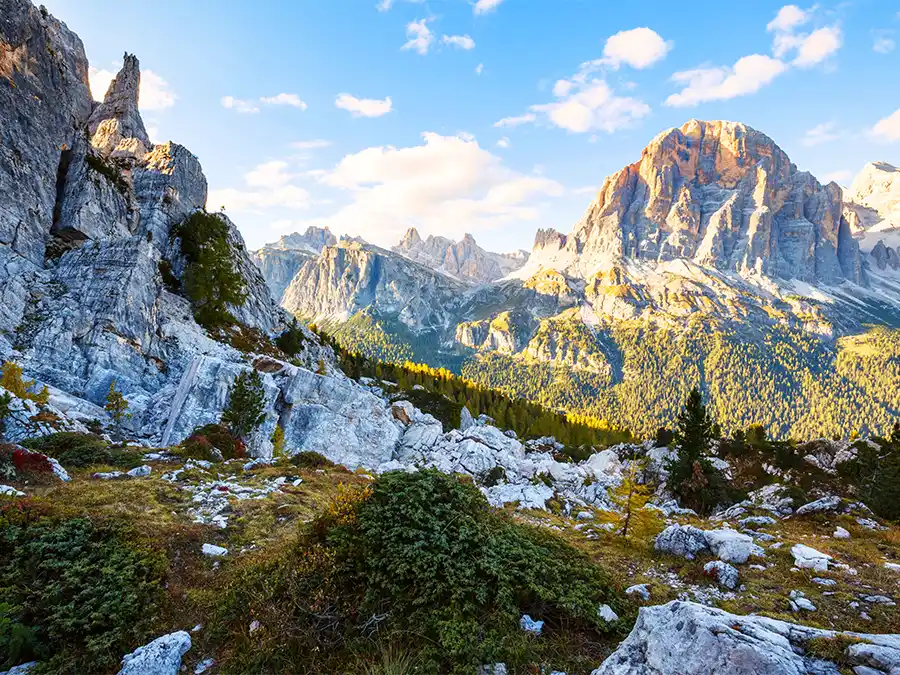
[598,461,663,544]
[0,361,49,404]
[271,425,286,458]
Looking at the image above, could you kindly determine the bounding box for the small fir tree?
[222,370,266,440]
[599,461,662,543]
[105,380,130,435]
[665,386,730,515]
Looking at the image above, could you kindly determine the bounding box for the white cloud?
[493,113,536,128]
[89,66,176,111]
[767,5,810,33]
[873,35,895,54]
[601,27,671,69]
[821,169,852,184]
[531,80,650,133]
[572,185,597,195]
[290,139,331,150]
[207,160,311,213]
[801,121,841,147]
[665,54,787,107]
[377,0,424,10]
[221,95,260,114]
[792,26,842,67]
[335,93,393,117]
[260,93,308,109]
[475,63,484,75]
[442,34,476,50]
[767,6,841,67]
[311,132,562,244]
[496,136,510,148]
[402,18,434,55]
[474,0,504,15]
[872,109,900,142]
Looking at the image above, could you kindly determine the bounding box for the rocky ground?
[2,394,899,673]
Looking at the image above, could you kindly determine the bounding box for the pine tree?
[105,380,130,435]
[222,370,266,440]
[599,461,662,544]
[666,386,730,515]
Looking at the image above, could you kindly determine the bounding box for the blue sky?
[42,0,900,253]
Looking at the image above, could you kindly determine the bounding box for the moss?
[805,635,868,673]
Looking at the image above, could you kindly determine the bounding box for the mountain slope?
[272,120,900,439]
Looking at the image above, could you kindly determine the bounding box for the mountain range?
[255,121,900,438]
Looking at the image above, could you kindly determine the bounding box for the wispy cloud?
[473,0,504,16]
[801,121,841,147]
[442,34,476,50]
[402,18,434,55]
[335,93,394,117]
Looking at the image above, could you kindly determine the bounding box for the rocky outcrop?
[117,631,191,675]
[87,53,151,158]
[592,601,900,674]
[560,120,862,285]
[0,0,92,338]
[393,227,528,283]
[844,161,900,273]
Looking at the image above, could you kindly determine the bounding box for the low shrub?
[390,388,462,430]
[289,450,336,469]
[20,432,121,469]
[210,470,619,673]
[0,444,55,482]
[0,513,166,672]
[178,423,245,461]
[275,322,308,357]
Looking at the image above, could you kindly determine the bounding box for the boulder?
[591,601,900,675]
[703,561,739,590]
[625,584,651,601]
[118,631,191,675]
[791,544,832,572]
[703,529,764,564]
[795,495,841,516]
[654,525,710,560]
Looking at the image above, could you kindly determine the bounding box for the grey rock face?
[0,0,92,335]
[252,246,314,303]
[566,120,862,286]
[282,240,468,331]
[87,53,151,157]
[592,601,900,675]
[393,227,528,283]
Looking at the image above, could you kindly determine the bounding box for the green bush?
[172,211,247,329]
[211,470,619,673]
[0,515,166,671]
[289,450,335,469]
[275,322,308,357]
[178,423,245,461]
[21,432,145,470]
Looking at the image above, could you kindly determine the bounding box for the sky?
[41,0,900,254]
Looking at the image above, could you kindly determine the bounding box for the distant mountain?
[260,120,900,439]
[393,227,528,283]
[251,226,336,302]
[844,161,900,272]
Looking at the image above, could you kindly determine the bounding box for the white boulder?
[654,525,709,560]
[791,544,832,572]
[703,561,739,590]
[703,529,764,564]
[118,631,191,675]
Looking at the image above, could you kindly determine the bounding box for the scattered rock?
[795,495,841,516]
[704,529,764,564]
[118,631,191,675]
[625,584,651,601]
[0,662,38,675]
[93,471,126,480]
[812,577,837,586]
[791,543,832,572]
[856,517,884,531]
[0,485,26,497]
[576,511,594,521]
[788,590,816,612]
[126,464,152,478]
[703,561,739,590]
[654,524,710,560]
[833,526,851,539]
[194,658,215,674]
[738,515,776,528]
[597,604,619,623]
[519,614,544,635]
[201,544,228,557]
[249,620,261,634]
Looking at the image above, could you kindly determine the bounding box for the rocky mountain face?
[250,226,337,302]
[392,227,528,283]
[844,161,900,272]
[271,120,900,439]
